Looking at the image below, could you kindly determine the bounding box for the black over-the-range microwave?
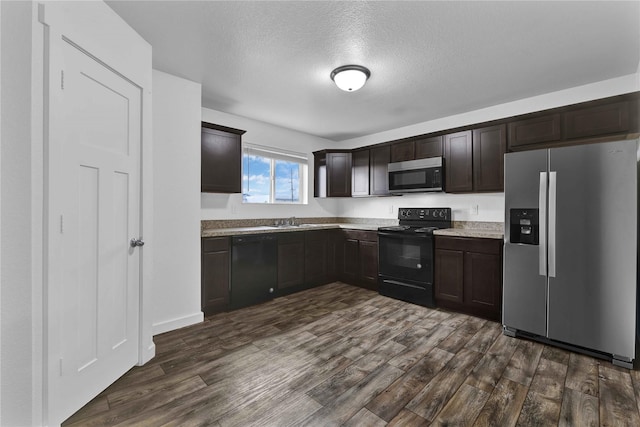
[388,157,444,194]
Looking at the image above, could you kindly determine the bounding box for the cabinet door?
[358,240,378,290]
[342,238,359,283]
[327,152,352,197]
[390,140,415,162]
[473,124,506,192]
[435,248,464,304]
[277,235,305,289]
[201,126,242,193]
[464,251,502,320]
[202,237,230,315]
[564,101,630,139]
[444,131,473,193]
[370,145,390,196]
[508,113,561,150]
[305,231,328,285]
[415,136,443,159]
[351,149,370,197]
[313,152,327,198]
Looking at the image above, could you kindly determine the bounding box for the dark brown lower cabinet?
[339,229,378,291]
[277,232,305,290]
[435,236,502,321]
[201,237,230,315]
[304,230,328,285]
[202,228,379,315]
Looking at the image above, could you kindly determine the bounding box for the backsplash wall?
[336,192,505,223]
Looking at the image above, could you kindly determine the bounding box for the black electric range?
[378,208,452,307]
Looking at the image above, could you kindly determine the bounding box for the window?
[242,143,308,204]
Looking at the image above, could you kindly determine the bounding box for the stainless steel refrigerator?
[503,138,638,368]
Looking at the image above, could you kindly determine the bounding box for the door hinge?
[60,214,64,234]
[59,357,63,375]
[61,70,64,90]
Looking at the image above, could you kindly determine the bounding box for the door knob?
[130,238,145,248]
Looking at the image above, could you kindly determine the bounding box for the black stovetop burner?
[379,207,452,235]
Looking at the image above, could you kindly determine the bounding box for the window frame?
[242,143,308,205]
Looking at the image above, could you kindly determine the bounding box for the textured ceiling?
[106,1,640,142]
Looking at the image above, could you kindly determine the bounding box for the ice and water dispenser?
[509,209,539,245]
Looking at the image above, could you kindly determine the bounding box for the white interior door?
[53,39,142,423]
[40,2,153,424]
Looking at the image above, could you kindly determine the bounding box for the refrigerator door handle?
[548,171,557,277]
[539,172,547,276]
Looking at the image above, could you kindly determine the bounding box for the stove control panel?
[398,207,452,221]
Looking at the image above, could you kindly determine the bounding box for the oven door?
[378,231,433,284]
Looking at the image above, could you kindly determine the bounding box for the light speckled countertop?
[201,218,504,239]
[201,223,382,238]
[434,221,504,240]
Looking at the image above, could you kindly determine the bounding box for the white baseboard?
[152,311,204,336]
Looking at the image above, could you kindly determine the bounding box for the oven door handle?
[381,279,426,290]
[377,231,430,239]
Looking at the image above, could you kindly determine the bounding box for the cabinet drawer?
[435,236,501,255]
[278,231,305,243]
[202,236,230,252]
[342,229,378,242]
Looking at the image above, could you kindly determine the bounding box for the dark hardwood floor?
[63,282,640,426]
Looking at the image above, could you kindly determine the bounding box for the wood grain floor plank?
[67,375,207,427]
[515,390,561,427]
[366,347,454,422]
[599,364,640,427]
[565,352,599,397]
[387,324,455,371]
[438,317,487,354]
[300,363,404,426]
[558,387,599,427]
[343,408,387,427]
[502,340,544,387]
[405,348,483,422]
[528,357,568,401]
[472,377,528,427]
[432,383,489,426]
[464,321,502,354]
[62,282,640,427]
[387,409,430,426]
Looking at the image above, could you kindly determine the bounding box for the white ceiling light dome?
[330,65,371,92]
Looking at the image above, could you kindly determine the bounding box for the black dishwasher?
[231,234,277,310]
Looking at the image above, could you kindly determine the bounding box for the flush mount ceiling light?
[330,65,371,92]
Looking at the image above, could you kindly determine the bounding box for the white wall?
[1,1,34,425]
[335,74,640,223]
[201,108,339,220]
[152,70,204,334]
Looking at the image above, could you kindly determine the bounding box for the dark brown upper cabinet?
[444,130,473,193]
[564,101,630,139]
[369,145,391,196]
[415,136,443,159]
[390,140,415,162]
[508,113,561,150]
[351,149,370,197]
[473,124,506,192]
[201,122,246,193]
[314,150,352,197]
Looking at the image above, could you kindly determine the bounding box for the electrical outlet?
[231,204,238,214]
[389,204,394,214]
[471,204,479,215]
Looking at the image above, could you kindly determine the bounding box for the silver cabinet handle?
[548,171,557,278]
[539,172,547,276]
[130,238,145,248]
